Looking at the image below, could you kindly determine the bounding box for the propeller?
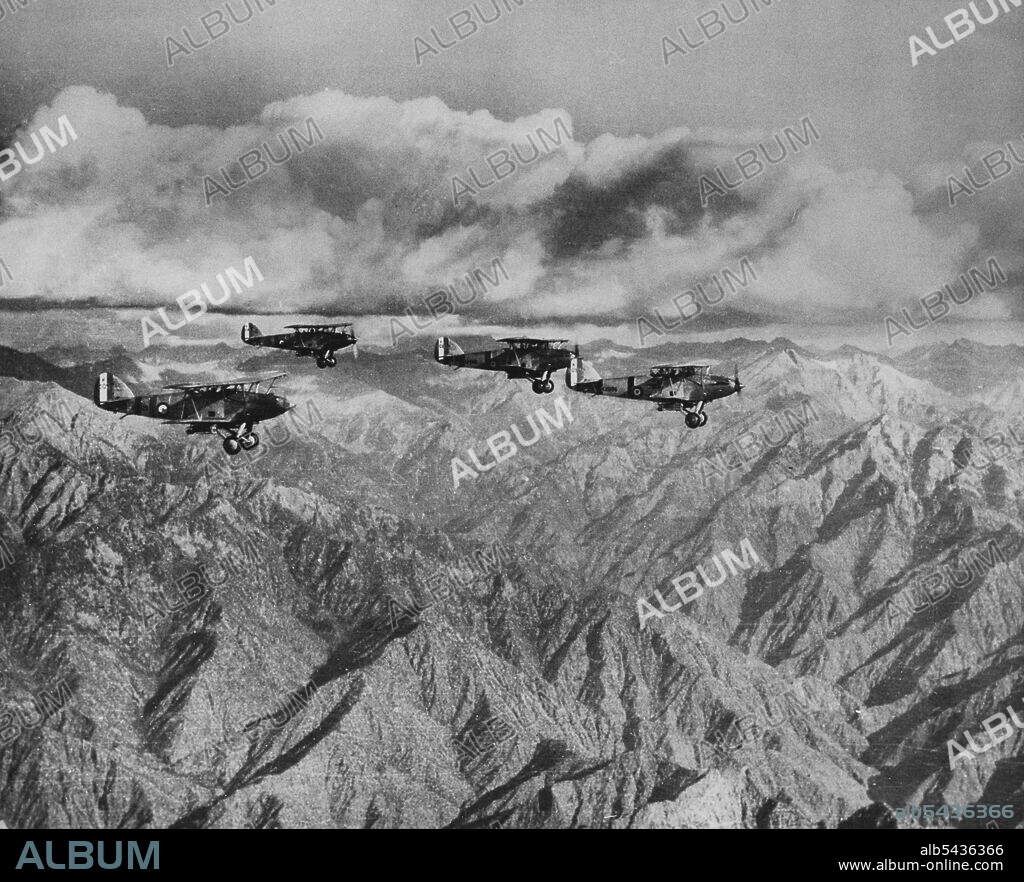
[733,364,743,395]
[352,342,359,361]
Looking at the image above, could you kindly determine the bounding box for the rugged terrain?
[0,336,1021,829]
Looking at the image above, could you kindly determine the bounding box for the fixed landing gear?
[684,409,708,429]
[222,431,260,455]
[316,353,337,369]
[531,378,555,394]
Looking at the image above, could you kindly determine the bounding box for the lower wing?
[161,418,241,428]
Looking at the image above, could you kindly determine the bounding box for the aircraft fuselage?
[98,390,291,426]
[442,345,572,377]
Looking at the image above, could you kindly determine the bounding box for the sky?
[0,0,1022,352]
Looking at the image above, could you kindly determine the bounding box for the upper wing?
[651,363,711,371]
[163,373,286,392]
[650,363,710,384]
[495,337,569,346]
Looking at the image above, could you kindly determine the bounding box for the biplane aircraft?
[242,322,357,369]
[93,371,293,455]
[566,357,742,427]
[433,336,578,394]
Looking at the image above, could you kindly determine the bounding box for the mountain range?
[0,335,1021,829]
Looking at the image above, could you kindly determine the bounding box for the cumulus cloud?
[0,85,1017,333]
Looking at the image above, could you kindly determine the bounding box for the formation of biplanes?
[93,323,744,454]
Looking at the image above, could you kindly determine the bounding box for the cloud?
[0,85,1017,333]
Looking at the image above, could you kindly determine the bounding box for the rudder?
[434,336,464,362]
[566,355,602,389]
[94,372,133,407]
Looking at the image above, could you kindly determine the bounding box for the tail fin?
[566,355,602,389]
[94,372,134,408]
[434,336,464,363]
[241,322,261,343]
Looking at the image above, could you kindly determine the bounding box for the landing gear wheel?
[326,355,337,367]
[240,434,257,451]
[223,436,241,455]
[698,412,708,427]
[685,412,701,429]
[542,379,554,393]
[316,356,329,369]
[531,380,545,394]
